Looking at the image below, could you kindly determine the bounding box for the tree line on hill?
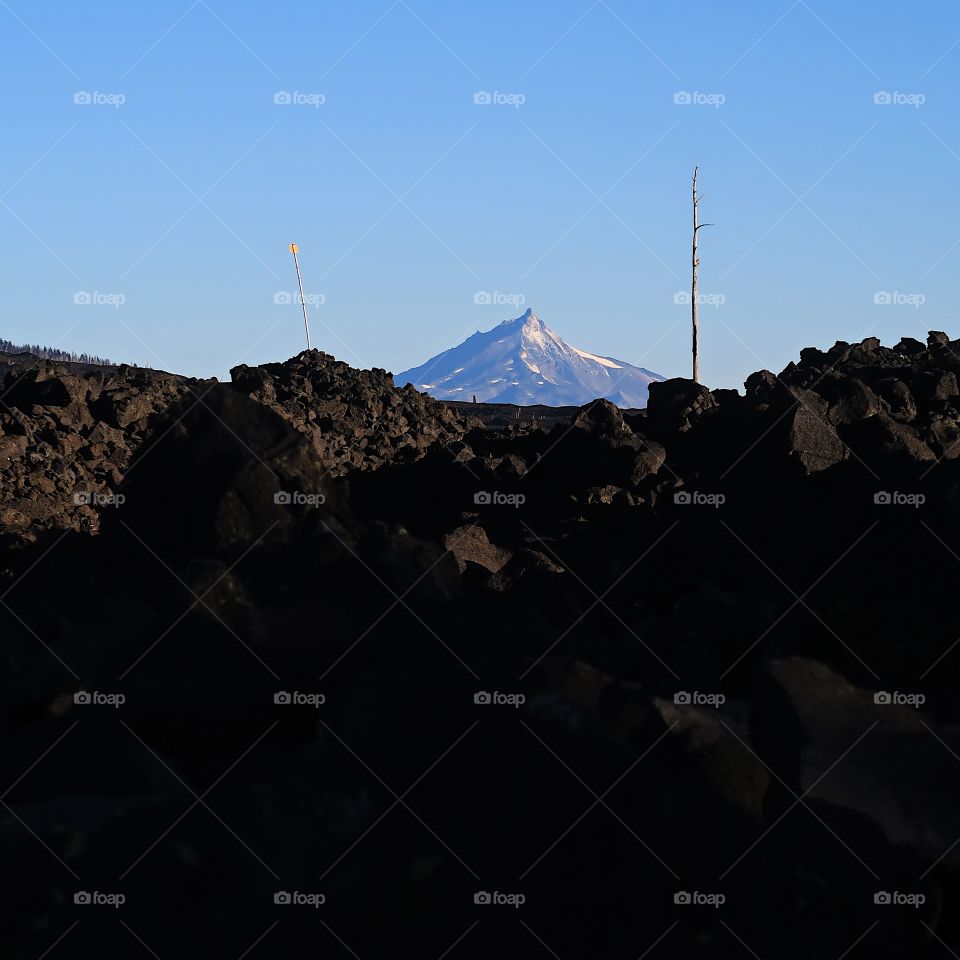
[0,337,118,366]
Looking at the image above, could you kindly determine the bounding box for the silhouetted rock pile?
[0,359,198,538]
[3,332,960,957]
[0,350,481,539]
[230,350,481,476]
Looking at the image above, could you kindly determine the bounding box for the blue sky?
[1,1,958,389]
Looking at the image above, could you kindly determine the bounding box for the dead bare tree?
[691,166,712,383]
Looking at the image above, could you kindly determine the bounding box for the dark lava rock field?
[2,332,960,957]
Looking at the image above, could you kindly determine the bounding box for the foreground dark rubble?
[2,332,960,956]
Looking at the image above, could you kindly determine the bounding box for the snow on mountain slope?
[394,309,665,408]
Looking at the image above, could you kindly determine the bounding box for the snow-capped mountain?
[394,309,665,408]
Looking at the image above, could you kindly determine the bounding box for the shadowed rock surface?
[2,332,960,957]
[230,351,481,476]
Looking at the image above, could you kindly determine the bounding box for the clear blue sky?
[1,1,958,389]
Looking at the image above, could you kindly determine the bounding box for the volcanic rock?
[754,657,960,865]
[230,350,480,476]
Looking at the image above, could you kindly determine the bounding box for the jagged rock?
[0,506,29,528]
[496,548,565,592]
[494,453,528,479]
[446,440,475,463]
[754,657,960,865]
[847,412,936,463]
[710,387,743,408]
[572,398,631,436]
[655,697,769,819]
[914,370,959,404]
[785,395,847,473]
[443,524,512,573]
[630,441,666,484]
[744,369,794,411]
[585,484,636,506]
[799,346,828,367]
[894,337,926,355]
[873,377,917,421]
[646,377,716,431]
[0,435,28,461]
[814,374,880,426]
[926,419,960,460]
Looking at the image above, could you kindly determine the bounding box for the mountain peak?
[395,311,666,408]
[501,307,540,328]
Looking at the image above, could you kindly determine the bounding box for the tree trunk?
[692,166,700,384]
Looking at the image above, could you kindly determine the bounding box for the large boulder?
[847,412,936,463]
[914,370,959,405]
[631,440,667,484]
[744,370,795,412]
[814,374,880,426]
[873,377,917,421]
[646,378,717,432]
[753,657,960,866]
[655,696,769,819]
[784,392,847,474]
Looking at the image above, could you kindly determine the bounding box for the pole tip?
[289,243,298,253]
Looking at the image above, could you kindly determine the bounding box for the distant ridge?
[0,337,116,367]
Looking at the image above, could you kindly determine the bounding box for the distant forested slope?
[0,337,117,366]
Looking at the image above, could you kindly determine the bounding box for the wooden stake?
[290,243,312,351]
